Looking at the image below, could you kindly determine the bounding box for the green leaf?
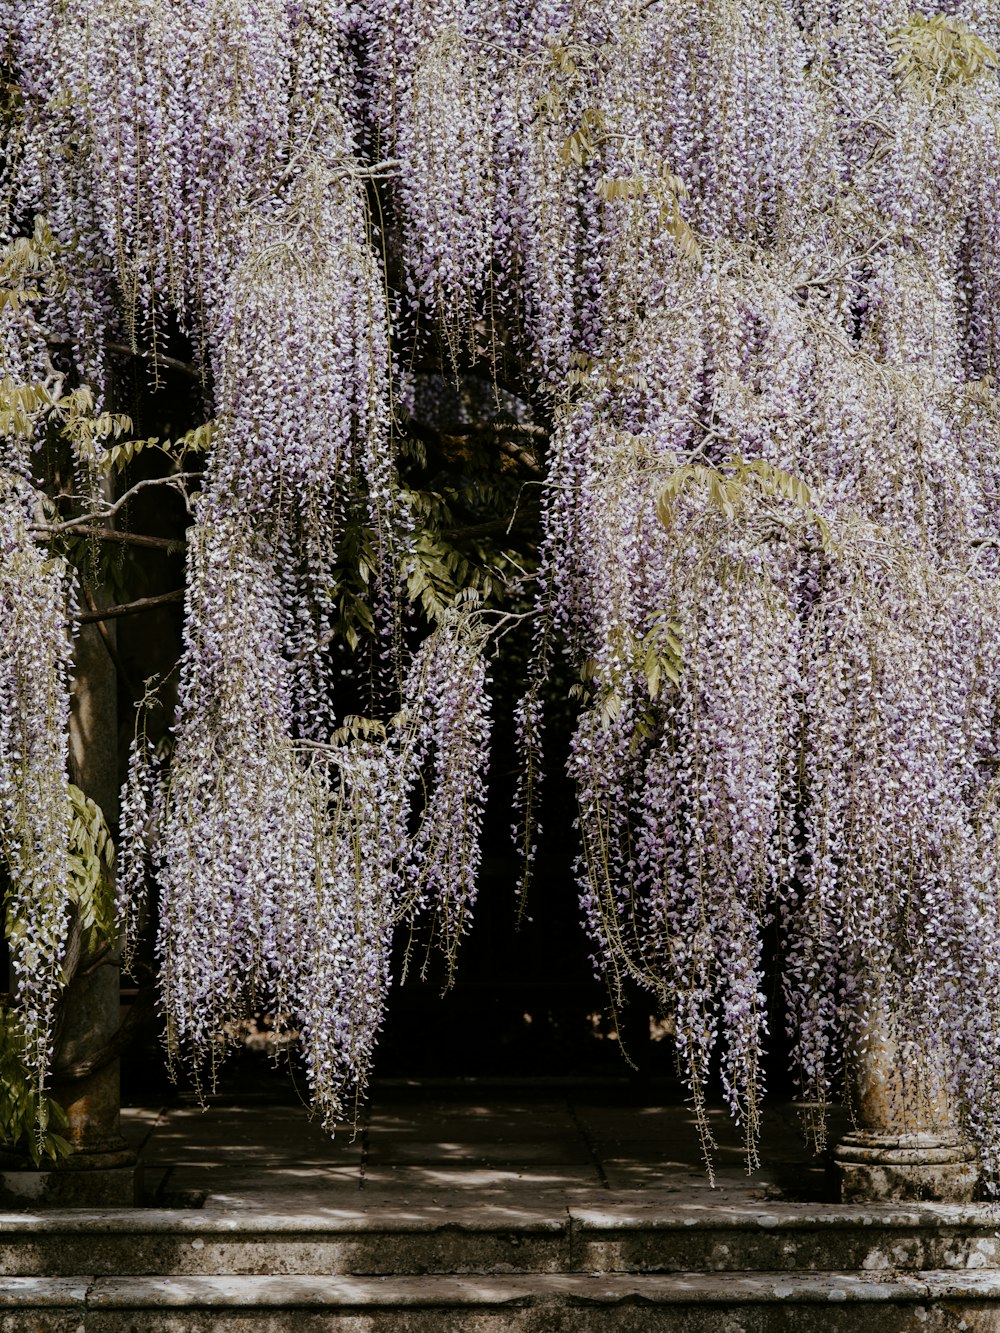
[599,688,623,729]
[890,13,998,93]
[65,783,116,945]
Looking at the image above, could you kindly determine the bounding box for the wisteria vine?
[4,0,1000,1173]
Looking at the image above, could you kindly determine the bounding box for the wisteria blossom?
[3,0,1000,1173]
[0,482,73,1097]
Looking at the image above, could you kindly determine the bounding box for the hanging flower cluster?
[0,0,493,1119]
[5,0,1000,1172]
[535,0,1000,1173]
[0,476,73,1103]
[152,506,489,1118]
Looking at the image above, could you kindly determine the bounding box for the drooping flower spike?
[4,0,1000,1179]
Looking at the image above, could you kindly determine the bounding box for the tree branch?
[34,523,187,553]
[495,437,544,476]
[77,588,185,622]
[46,336,202,381]
[444,512,539,542]
[794,229,898,293]
[483,421,548,439]
[105,340,201,380]
[46,473,198,533]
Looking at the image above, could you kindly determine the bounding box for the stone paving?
[122,1082,844,1213]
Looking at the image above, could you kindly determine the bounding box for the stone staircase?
[5,1197,1000,1329]
[3,1091,1000,1329]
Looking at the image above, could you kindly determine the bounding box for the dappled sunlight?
[118,1089,836,1215]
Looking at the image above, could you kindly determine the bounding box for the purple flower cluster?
[397,615,492,979]
[6,0,1000,1169]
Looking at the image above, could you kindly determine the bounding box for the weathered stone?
[6,1198,1000,1279]
[0,1165,139,1209]
[9,1272,1000,1333]
[7,1097,1000,1328]
[836,1133,979,1205]
[0,1276,89,1307]
[835,993,978,1204]
[41,595,138,1208]
[61,1313,1000,1333]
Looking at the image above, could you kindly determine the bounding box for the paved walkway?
[122,1083,850,1215]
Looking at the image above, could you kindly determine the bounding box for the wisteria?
[0,476,73,1104]
[4,0,1000,1175]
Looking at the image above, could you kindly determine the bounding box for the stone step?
[4,1270,1000,1331]
[3,1201,1000,1278]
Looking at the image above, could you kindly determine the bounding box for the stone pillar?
[833,989,977,1203]
[46,601,137,1203]
[56,605,138,1178]
[0,598,139,1205]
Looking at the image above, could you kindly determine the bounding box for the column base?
[834,1131,978,1203]
[0,1164,140,1207]
[0,1143,139,1207]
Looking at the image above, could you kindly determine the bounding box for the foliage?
[1,783,113,1160]
[65,782,116,953]
[0,1008,71,1166]
[0,480,74,1104]
[84,421,216,474]
[655,456,834,551]
[890,14,998,94]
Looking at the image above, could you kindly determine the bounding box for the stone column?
[833,990,977,1203]
[47,601,137,1204]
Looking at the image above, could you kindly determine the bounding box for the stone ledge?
[0,1278,89,1307]
[3,1199,1000,1233]
[5,1201,1000,1283]
[7,1271,1000,1310]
